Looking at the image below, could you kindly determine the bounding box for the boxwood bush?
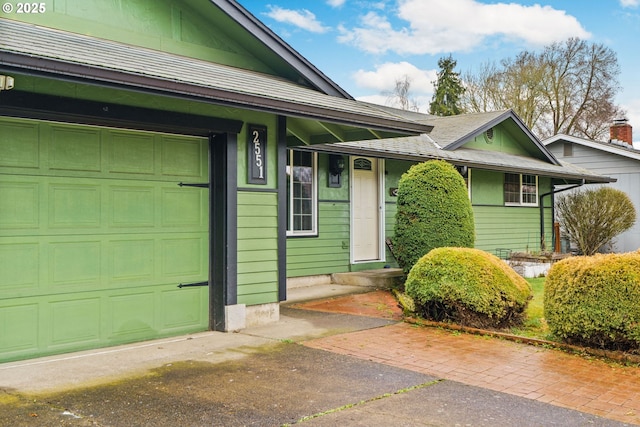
[393,160,475,274]
[544,252,640,350]
[405,247,532,328]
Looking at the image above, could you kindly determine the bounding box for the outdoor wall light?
[328,154,345,188]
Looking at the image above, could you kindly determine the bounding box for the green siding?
[383,202,400,268]
[470,169,504,205]
[286,201,350,277]
[461,122,546,160]
[6,0,280,75]
[0,117,209,362]
[382,162,554,262]
[473,206,552,255]
[237,192,279,305]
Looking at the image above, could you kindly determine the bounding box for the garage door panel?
[49,183,101,228]
[0,242,40,297]
[161,236,207,279]
[108,292,156,340]
[161,137,204,177]
[109,185,155,228]
[0,181,39,229]
[49,125,101,172]
[0,117,210,362]
[0,303,39,354]
[48,297,101,347]
[49,241,102,288]
[109,239,155,283]
[160,287,207,330]
[107,131,156,175]
[0,119,40,168]
[161,187,207,227]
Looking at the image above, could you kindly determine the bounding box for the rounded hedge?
[544,252,640,350]
[393,160,475,274]
[405,247,532,328]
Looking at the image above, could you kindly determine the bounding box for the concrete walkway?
[1,286,638,426]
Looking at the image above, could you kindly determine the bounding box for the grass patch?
[509,277,554,340]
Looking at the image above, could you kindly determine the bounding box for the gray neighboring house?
[543,121,640,253]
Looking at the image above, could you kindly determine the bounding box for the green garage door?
[0,117,209,362]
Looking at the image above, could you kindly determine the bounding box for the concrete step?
[331,268,404,289]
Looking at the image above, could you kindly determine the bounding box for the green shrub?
[405,247,532,328]
[393,160,475,274]
[544,252,640,350]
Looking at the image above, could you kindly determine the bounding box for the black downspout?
[539,179,585,252]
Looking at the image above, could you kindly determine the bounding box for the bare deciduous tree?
[385,75,420,112]
[556,187,636,255]
[462,38,623,140]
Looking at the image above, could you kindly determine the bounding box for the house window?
[504,173,538,206]
[286,150,317,235]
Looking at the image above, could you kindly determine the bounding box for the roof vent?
[484,127,494,143]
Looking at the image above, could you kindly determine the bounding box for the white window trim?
[505,173,538,207]
[286,150,318,236]
[466,168,472,200]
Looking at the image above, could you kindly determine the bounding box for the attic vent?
[484,127,494,143]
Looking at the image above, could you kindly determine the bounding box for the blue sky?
[240,0,640,142]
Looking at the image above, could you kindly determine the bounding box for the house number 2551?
[252,130,263,178]
[248,125,267,185]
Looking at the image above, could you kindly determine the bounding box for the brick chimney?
[610,118,633,145]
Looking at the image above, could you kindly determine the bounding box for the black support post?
[209,133,238,331]
[277,116,287,301]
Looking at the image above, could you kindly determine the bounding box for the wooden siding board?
[286,201,350,277]
[238,270,278,286]
[550,144,639,173]
[238,292,279,306]
[473,206,552,254]
[236,191,279,302]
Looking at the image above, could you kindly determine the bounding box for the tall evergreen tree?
[429,55,465,116]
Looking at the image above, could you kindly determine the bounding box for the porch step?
[331,268,404,289]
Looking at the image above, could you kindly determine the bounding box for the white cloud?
[265,6,330,33]
[327,0,346,7]
[620,0,640,8]
[352,61,437,110]
[338,0,591,55]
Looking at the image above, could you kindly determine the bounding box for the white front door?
[352,157,383,262]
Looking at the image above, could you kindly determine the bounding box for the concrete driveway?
[0,286,635,426]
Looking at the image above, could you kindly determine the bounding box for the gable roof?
[300,134,612,184]
[372,110,560,165]
[366,106,559,165]
[543,134,640,162]
[0,18,431,136]
[211,0,350,98]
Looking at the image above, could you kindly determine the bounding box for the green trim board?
[0,91,243,136]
